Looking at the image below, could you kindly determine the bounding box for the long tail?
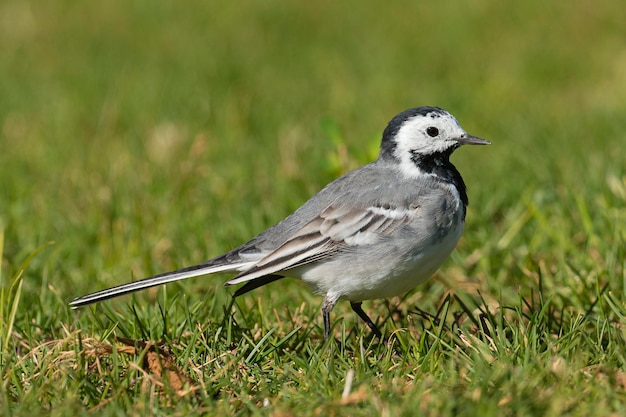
[69,261,255,308]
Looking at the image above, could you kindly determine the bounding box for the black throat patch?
[410,149,469,216]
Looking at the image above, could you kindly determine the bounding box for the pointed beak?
[457,134,491,145]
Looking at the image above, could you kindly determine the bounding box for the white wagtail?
[70,106,489,340]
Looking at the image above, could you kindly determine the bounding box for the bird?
[69,106,490,341]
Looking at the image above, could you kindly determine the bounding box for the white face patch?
[392,111,468,178]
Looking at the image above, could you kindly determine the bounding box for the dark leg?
[350,302,383,339]
[322,297,336,341]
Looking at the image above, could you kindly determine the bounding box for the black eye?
[426,127,439,137]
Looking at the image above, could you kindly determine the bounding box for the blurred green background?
[1,0,625,415]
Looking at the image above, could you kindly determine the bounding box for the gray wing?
[229,159,406,254]
[226,163,459,285]
[225,201,416,285]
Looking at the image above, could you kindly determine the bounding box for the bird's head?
[379,106,490,177]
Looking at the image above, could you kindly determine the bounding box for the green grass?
[1,0,626,415]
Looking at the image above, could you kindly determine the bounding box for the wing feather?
[225,203,418,285]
